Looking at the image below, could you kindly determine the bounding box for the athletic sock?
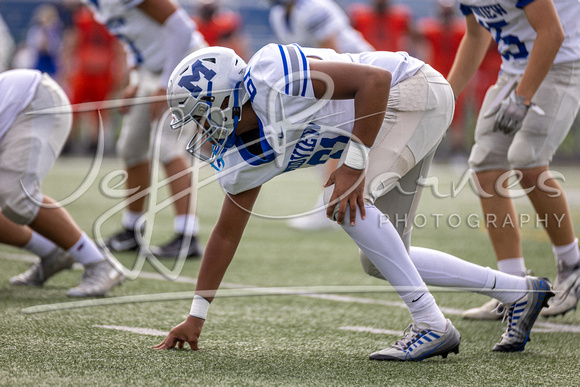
[174,214,199,236]
[409,247,527,304]
[341,205,447,331]
[497,257,526,277]
[553,238,580,269]
[122,211,142,230]
[24,231,59,258]
[67,232,105,266]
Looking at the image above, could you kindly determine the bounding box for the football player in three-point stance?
[448,0,580,320]
[152,44,554,359]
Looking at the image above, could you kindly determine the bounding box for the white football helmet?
[167,46,247,166]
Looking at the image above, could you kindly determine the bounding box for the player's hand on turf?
[151,315,204,351]
[119,84,138,115]
[324,164,365,226]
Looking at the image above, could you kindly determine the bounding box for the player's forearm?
[159,9,195,88]
[447,16,492,97]
[194,232,239,301]
[516,3,564,104]
[194,187,261,301]
[351,69,391,147]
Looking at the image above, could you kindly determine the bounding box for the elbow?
[370,68,391,93]
[555,28,565,47]
[547,24,565,48]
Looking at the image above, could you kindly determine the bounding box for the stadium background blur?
[1,0,579,160]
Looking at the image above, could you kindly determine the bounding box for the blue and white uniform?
[216,43,454,281]
[459,0,580,75]
[85,0,208,167]
[0,70,71,224]
[269,0,373,54]
[216,44,451,211]
[461,0,580,171]
[86,0,206,87]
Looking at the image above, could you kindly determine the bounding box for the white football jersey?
[215,44,424,194]
[269,0,373,54]
[84,0,205,75]
[459,0,580,74]
[0,69,42,142]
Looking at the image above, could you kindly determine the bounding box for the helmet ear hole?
[220,96,230,110]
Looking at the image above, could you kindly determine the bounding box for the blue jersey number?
[307,136,349,166]
[480,20,528,60]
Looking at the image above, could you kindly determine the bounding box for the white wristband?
[189,295,210,320]
[128,69,140,87]
[344,141,371,170]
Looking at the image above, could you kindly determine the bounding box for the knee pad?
[507,140,543,169]
[0,190,40,225]
[468,142,510,172]
[116,136,149,167]
[359,249,386,280]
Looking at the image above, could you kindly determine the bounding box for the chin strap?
[210,81,244,171]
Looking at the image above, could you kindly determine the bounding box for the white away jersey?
[269,0,373,54]
[215,44,424,194]
[85,0,205,76]
[0,69,42,142]
[460,0,580,74]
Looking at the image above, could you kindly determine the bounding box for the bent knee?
[507,141,547,171]
[0,191,41,225]
[359,250,385,280]
[116,140,149,167]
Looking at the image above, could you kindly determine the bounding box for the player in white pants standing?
[447,0,580,320]
[2,69,123,297]
[152,45,554,359]
[84,0,208,258]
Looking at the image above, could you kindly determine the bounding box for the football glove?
[485,90,545,135]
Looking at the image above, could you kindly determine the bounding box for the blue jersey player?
[447,0,580,320]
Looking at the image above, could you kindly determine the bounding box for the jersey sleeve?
[245,44,318,126]
[459,4,473,16]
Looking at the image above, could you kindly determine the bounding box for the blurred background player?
[268,0,374,231]
[416,0,500,161]
[447,0,580,319]
[84,0,208,258]
[1,69,123,297]
[416,0,466,160]
[20,3,64,79]
[193,0,249,61]
[348,0,414,54]
[61,2,125,155]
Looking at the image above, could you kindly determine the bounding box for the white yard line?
[4,252,579,334]
[338,326,402,336]
[93,325,169,336]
